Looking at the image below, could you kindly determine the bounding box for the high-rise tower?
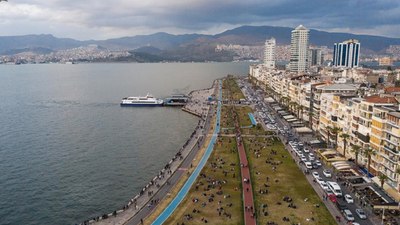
[333,39,360,68]
[264,38,276,69]
[289,25,310,73]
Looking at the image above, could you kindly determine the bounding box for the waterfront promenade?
[87,82,219,225]
[150,80,222,224]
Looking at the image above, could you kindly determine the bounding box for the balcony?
[384,136,399,146]
[356,132,370,143]
[387,120,400,128]
[386,127,400,138]
[384,145,400,154]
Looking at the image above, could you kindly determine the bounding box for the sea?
[0,62,250,225]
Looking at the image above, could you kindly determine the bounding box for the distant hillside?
[0,34,82,54]
[1,25,400,60]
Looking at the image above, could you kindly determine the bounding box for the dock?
[181,87,215,118]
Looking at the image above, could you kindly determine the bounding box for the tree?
[289,102,298,114]
[363,147,376,176]
[329,126,342,149]
[297,105,304,121]
[351,145,362,167]
[340,133,350,157]
[308,111,314,129]
[378,173,388,188]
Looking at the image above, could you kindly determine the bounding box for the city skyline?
[0,0,399,40]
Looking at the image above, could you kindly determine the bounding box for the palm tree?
[378,173,388,188]
[290,102,298,114]
[330,127,342,149]
[340,133,350,157]
[351,145,362,167]
[297,105,304,121]
[363,147,376,176]
[308,111,314,129]
[327,126,333,147]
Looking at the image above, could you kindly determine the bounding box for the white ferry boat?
[120,94,164,106]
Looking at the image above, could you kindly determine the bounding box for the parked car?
[319,181,329,191]
[343,209,355,221]
[325,188,334,195]
[312,171,320,179]
[305,161,313,169]
[344,194,354,204]
[323,169,332,178]
[303,148,310,153]
[315,160,322,167]
[355,208,367,219]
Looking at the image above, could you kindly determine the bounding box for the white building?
[264,38,276,69]
[290,25,310,73]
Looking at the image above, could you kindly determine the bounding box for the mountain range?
[1,25,400,62]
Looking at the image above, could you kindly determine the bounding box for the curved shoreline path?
[150,80,222,225]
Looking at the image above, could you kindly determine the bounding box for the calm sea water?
[0,62,249,225]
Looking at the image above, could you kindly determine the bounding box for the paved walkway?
[232,108,256,225]
[237,137,257,225]
[150,80,222,225]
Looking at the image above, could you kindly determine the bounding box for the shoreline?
[82,80,219,225]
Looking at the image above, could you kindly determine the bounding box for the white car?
[355,209,367,219]
[312,171,320,179]
[345,194,354,204]
[303,148,310,153]
[343,209,355,221]
[315,160,322,167]
[305,161,313,169]
[308,153,315,161]
[301,156,307,162]
[323,170,332,178]
[319,181,329,191]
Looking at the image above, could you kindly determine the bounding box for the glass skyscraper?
[333,39,360,68]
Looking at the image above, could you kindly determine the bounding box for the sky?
[0,0,399,40]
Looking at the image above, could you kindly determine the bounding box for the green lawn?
[223,76,245,101]
[244,137,336,225]
[165,137,243,225]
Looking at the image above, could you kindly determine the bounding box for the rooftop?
[385,87,400,94]
[294,24,308,31]
[318,83,358,91]
[364,95,398,104]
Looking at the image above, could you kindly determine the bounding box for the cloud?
[0,0,399,39]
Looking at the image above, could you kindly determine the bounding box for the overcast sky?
[0,0,399,40]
